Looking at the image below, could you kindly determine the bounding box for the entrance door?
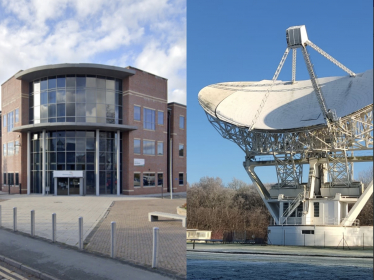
[69,178,80,195]
[57,178,69,195]
[56,178,80,195]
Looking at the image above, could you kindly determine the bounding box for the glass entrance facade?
[30,130,122,195]
[56,177,80,195]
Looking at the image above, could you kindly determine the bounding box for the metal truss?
[273,153,303,188]
[326,150,353,187]
[205,104,373,158]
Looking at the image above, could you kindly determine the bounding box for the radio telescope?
[198,25,373,246]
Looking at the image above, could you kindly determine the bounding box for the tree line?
[187,169,373,240]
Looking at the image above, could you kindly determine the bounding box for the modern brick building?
[1,64,186,196]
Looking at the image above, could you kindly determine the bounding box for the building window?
[134,139,141,154]
[3,144,6,156]
[158,111,164,125]
[15,173,19,185]
[143,173,155,187]
[7,142,14,156]
[179,116,185,129]
[15,141,19,155]
[7,111,14,132]
[179,144,184,157]
[8,173,14,186]
[302,230,315,234]
[143,108,155,130]
[158,173,163,186]
[3,114,6,127]
[15,108,19,123]
[157,142,164,155]
[134,105,141,121]
[134,173,141,187]
[314,202,320,217]
[143,140,155,155]
[3,173,6,185]
[179,173,184,185]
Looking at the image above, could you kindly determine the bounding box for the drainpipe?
[167,108,173,198]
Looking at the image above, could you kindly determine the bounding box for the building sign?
[53,171,83,178]
[134,158,145,166]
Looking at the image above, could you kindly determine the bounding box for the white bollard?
[78,217,83,249]
[31,210,35,236]
[111,221,116,258]
[152,227,159,268]
[52,213,56,242]
[13,207,17,232]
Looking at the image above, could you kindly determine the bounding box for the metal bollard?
[152,227,159,268]
[111,221,116,258]
[13,207,17,232]
[52,213,56,242]
[31,210,35,236]
[78,217,83,249]
[0,205,2,227]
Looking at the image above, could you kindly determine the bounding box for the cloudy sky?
[0,0,186,106]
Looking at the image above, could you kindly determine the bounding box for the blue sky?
[0,0,186,106]
[187,0,373,185]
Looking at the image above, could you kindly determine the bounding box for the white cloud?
[0,0,186,105]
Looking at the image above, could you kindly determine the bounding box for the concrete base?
[268,225,373,247]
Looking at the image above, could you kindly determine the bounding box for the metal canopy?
[15,63,136,81]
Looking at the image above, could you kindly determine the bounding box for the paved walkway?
[0,194,154,246]
[0,228,172,280]
[0,194,186,278]
[86,199,186,277]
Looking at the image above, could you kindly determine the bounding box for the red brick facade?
[1,65,186,195]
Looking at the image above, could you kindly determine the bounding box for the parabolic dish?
[198,69,373,131]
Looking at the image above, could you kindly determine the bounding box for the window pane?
[179,144,184,157]
[106,91,115,104]
[57,152,65,163]
[66,76,76,87]
[57,90,66,103]
[158,142,163,155]
[76,89,86,103]
[66,138,75,151]
[66,89,75,103]
[97,77,106,88]
[143,108,155,130]
[97,90,105,103]
[48,104,56,118]
[76,103,86,116]
[48,77,56,89]
[41,78,47,91]
[158,173,163,186]
[41,92,48,104]
[143,173,155,187]
[143,140,155,155]
[57,104,65,117]
[76,76,86,88]
[86,89,96,103]
[179,116,185,129]
[97,104,106,118]
[158,111,164,125]
[134,106,141,121]
[86,77,96,88]
[57,76,65,88]
[40,105,48,119]
[15,109,19,123]
[66,103,75,116]
[134,139,141,154]
[134,173,140,187]
[179,173,184,185]
[106,79,115,90]
[86,103,96,118]
[67,152,75,163]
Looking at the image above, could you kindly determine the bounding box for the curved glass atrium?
[29,75,123,124]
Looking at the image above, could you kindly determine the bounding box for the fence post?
[13,207,17,232]
[31,210,35,236]
[111,221,116,258]
[79,217,83,249]
[152,227,159,268]
[52,213,56,242]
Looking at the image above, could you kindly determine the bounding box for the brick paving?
[85,198,186,278]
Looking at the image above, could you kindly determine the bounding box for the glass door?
[69,178,80,195]
[57,178,69,195]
